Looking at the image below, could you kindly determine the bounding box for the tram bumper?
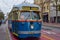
[18,31,41,38]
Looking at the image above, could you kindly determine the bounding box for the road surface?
[0,21,60,40]
[42,26,60,40]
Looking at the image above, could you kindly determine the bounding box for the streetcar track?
[42,30,60,38]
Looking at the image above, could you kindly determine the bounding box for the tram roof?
[13,2,40,10]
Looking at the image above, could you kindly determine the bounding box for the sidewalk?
[43,22,60,28]
[0,21,12,40]
[0,24,8,40]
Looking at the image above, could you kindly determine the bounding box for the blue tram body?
[8,20,12,31]
[8,2,42,39]
[12,21,42,38]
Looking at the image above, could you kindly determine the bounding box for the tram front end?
[12,11,42,39]
[11,3,42,39]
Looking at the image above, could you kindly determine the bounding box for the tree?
[0,12,4,20]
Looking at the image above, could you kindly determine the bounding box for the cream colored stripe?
[18,31,41,34]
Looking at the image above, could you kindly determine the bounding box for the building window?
[58,0,60,2]
[44,7,45,11]
[47,6,49,10]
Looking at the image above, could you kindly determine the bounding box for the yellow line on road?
[42,34,54,40]
[6,28,10,40]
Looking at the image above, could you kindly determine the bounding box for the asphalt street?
[42,26,60,40]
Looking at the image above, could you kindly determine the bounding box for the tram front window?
[31,12,40,20]
[20,12,31,20]
[20,12,40,20]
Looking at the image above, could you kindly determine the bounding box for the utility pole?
[55,0,58,23]
[41,0,44,22]
[48,0,50,23]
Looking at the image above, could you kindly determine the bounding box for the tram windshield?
[31,12,40,20]
[20,12,31,20]
[20,12,40,20]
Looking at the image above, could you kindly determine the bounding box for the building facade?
[50,0,60,23]
[34,0,60,23]
[34,0,50,22]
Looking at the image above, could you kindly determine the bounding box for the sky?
[0,0,34,15]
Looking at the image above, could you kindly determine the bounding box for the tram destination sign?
[22,6,39,10]
[22,6,30,10]
[31,7,39,10]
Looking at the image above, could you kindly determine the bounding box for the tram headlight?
[31,25,34,29]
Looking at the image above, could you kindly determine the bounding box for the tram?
[8,2,42,39]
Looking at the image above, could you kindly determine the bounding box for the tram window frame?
[31,11,40,20]
[13,11,18,20]
[8,12,13,20]
[19,11,40,20]
[20,11,31,20]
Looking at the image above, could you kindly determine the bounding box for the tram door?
[12,12,18,33]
